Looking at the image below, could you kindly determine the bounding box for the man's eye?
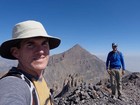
[43,41,49,46]
[27,43,34,48]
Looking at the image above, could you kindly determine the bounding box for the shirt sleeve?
[0,76,31,105]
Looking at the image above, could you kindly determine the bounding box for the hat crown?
[12,20,48,39]
[112,43,118,47]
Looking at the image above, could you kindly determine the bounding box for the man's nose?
[36,45,45,54]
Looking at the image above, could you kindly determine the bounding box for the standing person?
[0,20,61,105]
[106,43,125,100]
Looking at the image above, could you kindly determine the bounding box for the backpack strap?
[45,93,55,105]
[1,70,39,105]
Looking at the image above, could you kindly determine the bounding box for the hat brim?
[0,36,61,60]
[112,45,117,47]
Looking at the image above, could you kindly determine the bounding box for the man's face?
[11,37,50,76]
[112,46,117,51]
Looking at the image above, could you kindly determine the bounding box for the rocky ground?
[53,72,140,105]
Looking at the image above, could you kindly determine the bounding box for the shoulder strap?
[109,51,114,55]
[117,51,120,54]
[45,93,55,105]
[1,71,39,105]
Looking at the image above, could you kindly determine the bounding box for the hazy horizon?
[0,54,139,73]
[97,54,140,72]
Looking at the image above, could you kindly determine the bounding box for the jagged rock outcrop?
[54,73,84,98]
[44,44,106,94]
[54,72,140,105]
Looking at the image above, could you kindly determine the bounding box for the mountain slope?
[44,44,106,93]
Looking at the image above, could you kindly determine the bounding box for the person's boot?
[111,95,117,100]
[118,95,125,101]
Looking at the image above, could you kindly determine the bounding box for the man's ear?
[11,47,19,59]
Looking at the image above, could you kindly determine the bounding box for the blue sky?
[0,0,140,72]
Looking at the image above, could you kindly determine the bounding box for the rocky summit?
[54,72,140,105]
[44,44,140,105]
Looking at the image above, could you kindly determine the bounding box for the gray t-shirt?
[0,76,31,105]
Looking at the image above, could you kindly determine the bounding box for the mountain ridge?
[44,44,106,93]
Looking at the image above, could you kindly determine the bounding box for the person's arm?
[106,52,112,75]
[120,52,125,75]
[0,76,31,105]
[120,52,125,70]
[106,53,110,70]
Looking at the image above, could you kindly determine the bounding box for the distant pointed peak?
[71,44,84,49]
[73,44,81,47]
[64,44,93,57]
[68,44,85,51]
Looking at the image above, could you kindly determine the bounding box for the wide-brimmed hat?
[0,20,61,60]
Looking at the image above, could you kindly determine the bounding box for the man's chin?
[34,58,45,62]
[36,66,46,70]
[32,65,46,70]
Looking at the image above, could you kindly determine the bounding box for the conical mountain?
[44,44,106,92]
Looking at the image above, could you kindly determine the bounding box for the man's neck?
[17,65,44,81]
[113,50,117,52]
